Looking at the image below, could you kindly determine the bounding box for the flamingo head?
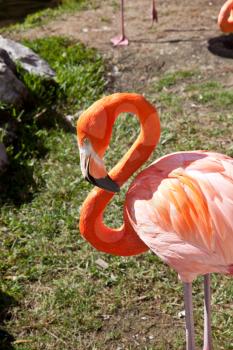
[76,100,120,193]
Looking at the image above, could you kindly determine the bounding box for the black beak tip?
[85,174,120,193]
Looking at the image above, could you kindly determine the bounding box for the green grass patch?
[154,70,197,92]
[187,81,233,107]
[21,36,105,112]
[0,0,98,33]
[14,35,105,112]
[153,72,233,115]
[157,92,183,113]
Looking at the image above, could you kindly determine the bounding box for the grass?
[21,36,105,113]
[187,81,233,108]
[154,70,197,92]
[0,0,99,33]
[0,32,233,350]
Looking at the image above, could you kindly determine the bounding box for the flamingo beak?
[79,141,120,193]
[86,165,120,193]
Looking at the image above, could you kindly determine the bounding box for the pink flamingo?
[218,0,233,32]
[77,93,233,350]
[111,0,158,46]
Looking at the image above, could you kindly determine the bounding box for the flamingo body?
[77,93,233,349]
[126,151,233,283]
[218,0,233,32]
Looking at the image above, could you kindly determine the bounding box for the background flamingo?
[218,0,233,32]
[111,0,158,46]
[77,93,233,350]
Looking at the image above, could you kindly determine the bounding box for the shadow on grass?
[0,109,47,205]
[0,291,17,350]
[0,108,75,206]
[208,34,233,59]
[0,329,15,350]
[0,161,41,205]
[0,81,75,206]
[0,0,60,28]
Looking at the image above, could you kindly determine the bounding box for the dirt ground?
[12,0,233,94]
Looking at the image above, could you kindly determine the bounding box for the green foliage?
[187,81,233,107]
[0,0,90,33]
[22,36,105,112]
[154,70,197,92]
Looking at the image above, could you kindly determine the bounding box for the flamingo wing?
[126,151,233,282]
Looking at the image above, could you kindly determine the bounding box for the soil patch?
[11,0,233,93]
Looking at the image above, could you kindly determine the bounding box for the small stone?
[112,66,120,76]
[102,314,110,320]
[62,115,76,132]
[178,310,186,318]
[64,115,74,124]
[95,258,109,269]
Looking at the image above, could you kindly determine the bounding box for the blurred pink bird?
[218,0,233,32]
[111,0,158,46]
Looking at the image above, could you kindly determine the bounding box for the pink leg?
[184,282,196,350]
[111,0,129,46]
[152,0,158,23]
[203,274,213,350]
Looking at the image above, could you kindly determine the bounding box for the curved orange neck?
[79,93,160,256]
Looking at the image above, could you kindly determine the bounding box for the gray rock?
[0,35,55,79]
[0,48,17,73]
[0,143,8,174]
[0,50,28,105]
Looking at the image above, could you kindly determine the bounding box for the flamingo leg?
[111,0,129,46]
[152,0,158,23]
[203,274,213,350]
[184,282,196,350]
